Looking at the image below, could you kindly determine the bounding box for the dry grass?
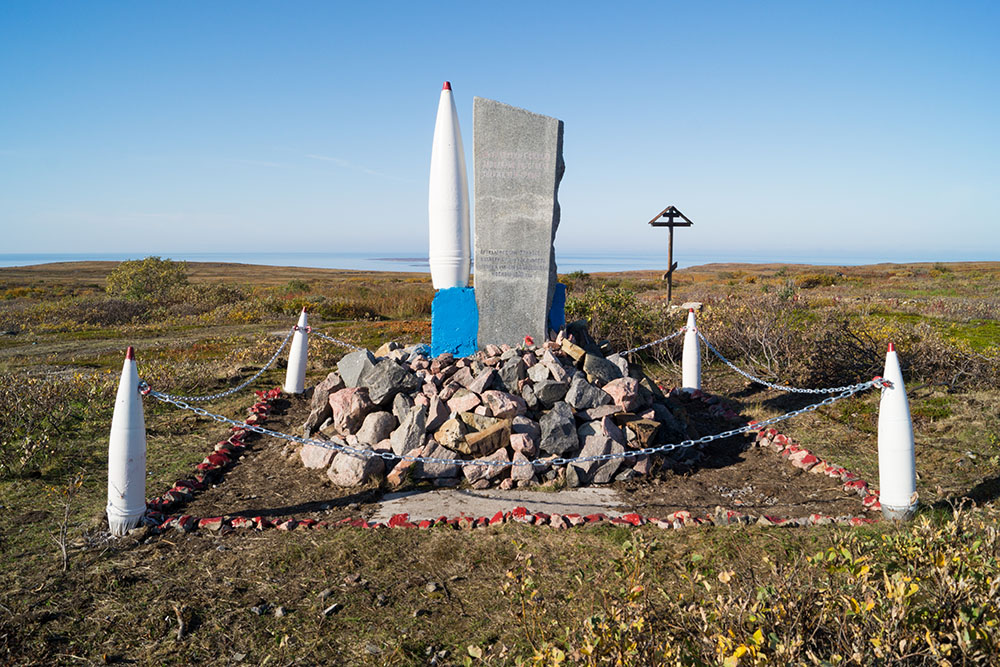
[1,260,998,665]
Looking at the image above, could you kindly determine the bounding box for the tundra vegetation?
[1,259,998,665]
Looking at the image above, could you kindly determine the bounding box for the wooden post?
[667,226,674,302]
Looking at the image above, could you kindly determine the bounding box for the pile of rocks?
[295,326,696,490]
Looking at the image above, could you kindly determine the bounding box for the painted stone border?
[143,388,281,529]
[143,387,880,536]
[749,424,882,514]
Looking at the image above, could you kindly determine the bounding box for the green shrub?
[565,285,672,353]
[105,256,188,302]
[795,273,838,289]
[0,371,118,477]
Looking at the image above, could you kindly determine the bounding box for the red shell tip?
[888,342,895,352]
[125,346,135,360]
[442,81,451,90]
[301,306,307,313]
[688,308,694,313]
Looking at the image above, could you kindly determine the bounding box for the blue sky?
[1,2,997,262]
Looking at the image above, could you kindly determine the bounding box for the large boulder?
[310,371,345,411]
[413,443,460,480]
[510,451,535,482]
[496,358,526,393]
[303,372,346,435]
[481,390,526,419]
[464,419,512,457]
[337,349,376,388]
[299,443,336,469]
[447,388,481,414]
[359,358,421,406]
[602,377,644,412]
[540,349,571,383]
[467,368,498,394]
[539,401,578,456]
[328,447,384,486]
[532,379,568,408]
[425,395,450,432]
[565,373,613,410]
[327,387,374,435]
[356,411,396,446]
[569,418,624,485]
[434,417,469,453]
[462,447,510,485]
[390,404,427,455]
[392,392,415,423]
[582,353,623,386]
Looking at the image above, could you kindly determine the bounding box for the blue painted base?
[548,282,567,335]
[431,287,478,357]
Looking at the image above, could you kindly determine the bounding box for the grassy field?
[1,259,999,665]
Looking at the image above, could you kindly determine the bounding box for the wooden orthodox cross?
[648,205,693,303]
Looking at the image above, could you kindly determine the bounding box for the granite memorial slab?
[473,97,564,348]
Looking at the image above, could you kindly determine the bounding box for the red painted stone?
[197,517,224,531]
[844,480,869,495]
[206,453,229,466]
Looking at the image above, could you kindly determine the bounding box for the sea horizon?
[0,250,993,273]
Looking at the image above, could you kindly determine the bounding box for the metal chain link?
[622,327,686,356]
[696,330,879,395]
[144,380,880,468]
[140,328,294,402]
[311,330,363,352]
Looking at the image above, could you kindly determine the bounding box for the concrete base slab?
[373,487,626,522]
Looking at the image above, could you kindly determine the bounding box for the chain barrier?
[139,329,294,402]
[622,327,686,356]
[311,330,363,352]
[143,379,884,469]
[695,330,882,395]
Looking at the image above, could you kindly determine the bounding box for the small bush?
[565,286,672,353]
[0,371,118,477]
[59,297,149,326]
[282,279,310,294]
[105,256,188,302]
[795,273,838,289]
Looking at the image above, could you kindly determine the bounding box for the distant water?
[0,251,979,273]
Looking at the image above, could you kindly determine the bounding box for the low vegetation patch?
[1,260,998,665]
